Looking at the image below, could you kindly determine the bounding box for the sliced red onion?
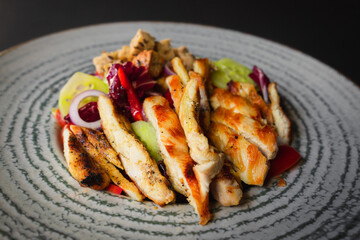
[145,91,162,96]
[69,90,106,129]
[164,62,176,76]
[133,80,157,89]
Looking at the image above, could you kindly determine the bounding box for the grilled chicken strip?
[62,125,110,190]
[143,96,211,225]
[179,77,224,200]
[211,107,278,160]
[98,95,175,206]
[173,46,195,71]
[210,88,261,121]
[207,122,269,186]
[193,58,213,97]
[167,71,211,131]
[228,81,273,124]
[69,125,144,201]
[189,71,211,132]
[166,75,184,114]
[210,163,243,206]
[171,57,190,85]
[70,125,123,170]
[193,59,210,82]
[268,82,291,144]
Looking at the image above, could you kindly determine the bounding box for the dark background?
[1,0,359,84]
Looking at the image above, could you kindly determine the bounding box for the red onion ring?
[68,90,105,129]
[164,62,176,76]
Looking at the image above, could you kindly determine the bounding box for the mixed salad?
[52,30,301,225]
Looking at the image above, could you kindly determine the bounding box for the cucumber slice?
[131,121,163,163]
[211,58,255,89]
[211,70,230,89]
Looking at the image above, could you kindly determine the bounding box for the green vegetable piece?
[211,58,255,89]
[131,121,163,163]
[58,72,109,117]
[211,70,230,89]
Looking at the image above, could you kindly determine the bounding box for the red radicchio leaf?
[106,62,156,121]
[163,89,174,109]
[106,63,128,107]
[122,62,156,98]
[249,66,270,103]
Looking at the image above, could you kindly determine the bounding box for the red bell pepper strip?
[266,145,301,179]
[53,108,67,128]
[106,184,123,195]
[118,67,143,121]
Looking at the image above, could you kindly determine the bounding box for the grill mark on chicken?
[72,126,124,170]
[80,172,106,187]
[63,126,110,190]
[69,125,144,201]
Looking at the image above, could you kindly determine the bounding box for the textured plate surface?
[0,22,359,240]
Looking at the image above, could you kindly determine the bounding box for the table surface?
[1,0,359,85]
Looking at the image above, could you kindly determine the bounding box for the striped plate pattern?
[0,22,359,240]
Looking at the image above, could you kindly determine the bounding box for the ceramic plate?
[0,22,359,240]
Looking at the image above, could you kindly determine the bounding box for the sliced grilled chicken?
[268,82,291,144]
[166,75,184,114]
[207,122,269,186]
[228,81,273,124]
[210,163,243,206]
[69,125,144,201]
[143,96,211,225]
[70,125,123,170]
[193,58,213,97]
[171,57,190,85]
[173,46,195,70]
[193,59,210,82]
[210,88,261,121]
[179,77,224,200]
[166,72,211,131]
[189,71,211,132]
[62,125,110,190]
[98,95,175,206]
[211,107,278,160]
